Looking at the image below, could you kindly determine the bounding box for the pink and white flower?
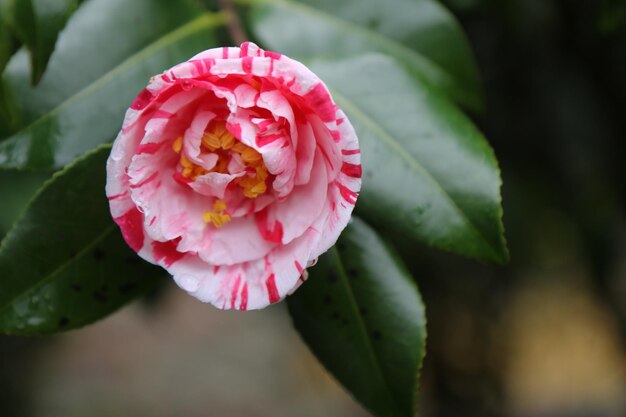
[106,42,361,310]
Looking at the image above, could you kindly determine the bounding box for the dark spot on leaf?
[118,283,137,294]
[336,242,346,251]
[92,290,108,303]
[372,330,382,341]
[58,317,69,328]
[328,270,338,283]
[69,251,77,259]
[360,307,368,316]
[365,170,373,179]
[347,268,358,278]
[70,283,82,292]
[323,295,332,305]
[93,248,105,260]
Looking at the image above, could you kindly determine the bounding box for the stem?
[219,0,248,45]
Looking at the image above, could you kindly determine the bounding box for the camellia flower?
[106,42,361,310]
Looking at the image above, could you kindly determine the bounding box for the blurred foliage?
[410,0,626,415]
[0,0,82,83]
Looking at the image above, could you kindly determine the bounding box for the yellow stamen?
[221,132,235,150]
[250,181,267,195]
[256,165,269,181]
[203,211,231,228]
[172,136,183,153]
[213,199,227,212]
[174,122,273,228]
[202,132,221,150]
[193,166,208,177]
[241,147,262,164]
[180,154,192,169]
[232,142,248,153]
[203,199,231,228]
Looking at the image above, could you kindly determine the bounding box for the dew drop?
[181,79,193,91]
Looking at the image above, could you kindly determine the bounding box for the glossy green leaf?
[242,0,483,111]
[0,145,165,335]
[288,217,426,417]
[311,55,507,264]
[0,0,80,84]
[0,169,50,239]
[0,5,18,74]
[0,7,18,134]
[0,0,224,169]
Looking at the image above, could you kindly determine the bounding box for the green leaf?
[242,0,483,111]
[0,0,225,169]
[288,217,426,417]
[311,54,507,264]
[0,0,80,84]
[0,6,19,135]
[0,168,50,239]
[0,145,165,335]
[0,5,18,74]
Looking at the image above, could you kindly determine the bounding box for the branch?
[219,0,248,45]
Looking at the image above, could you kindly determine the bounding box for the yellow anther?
[241,147,262,164]
[213,199,227,212]
[250,181,266,195]
[180,154,192,169]
[172,136,183,153]
[193,166,208,177]
[242,184,265,198]
[203,211,231,228]
[202,133,221,150]
[232,142,248,153]
[221,132,235,150]
[203,199,230,228]
[256,165,269,180]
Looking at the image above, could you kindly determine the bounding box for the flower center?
[172,122,272,228]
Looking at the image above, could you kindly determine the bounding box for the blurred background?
[1,0,625,416]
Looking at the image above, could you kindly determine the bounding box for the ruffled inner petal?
[198,215,277,265]
[260,153,328,245]
[189,171,246,199]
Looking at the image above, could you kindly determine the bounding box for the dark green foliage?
[288,218,426,417]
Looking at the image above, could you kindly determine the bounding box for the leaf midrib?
[0,12,225,157]
[331,90,500,261]
[0,224,115,312]
[331,247,404,417]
